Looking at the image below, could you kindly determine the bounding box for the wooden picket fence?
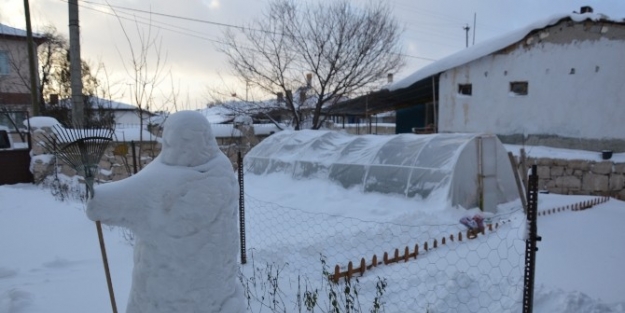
[537,196,610,216]
[329,196,612,283]
[329,220,511,283]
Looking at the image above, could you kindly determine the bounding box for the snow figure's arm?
[86,172,150,229]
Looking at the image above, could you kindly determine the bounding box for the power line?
[78,0,270,34]
[73,0,436,63]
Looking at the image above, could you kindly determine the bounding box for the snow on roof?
[0,23,44,38]
[26,116,62,129]
[389,12,619,91]
[88,97,138,110]
[57,97,140,111]
[197,105,236,124]
[210,123,283,138]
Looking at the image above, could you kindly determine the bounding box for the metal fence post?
[523,165,541,313]
[238,150,247,264]
[131,140,138,174]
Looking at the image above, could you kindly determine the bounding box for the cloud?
[206,0,220,10]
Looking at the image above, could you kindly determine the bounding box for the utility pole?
[473,13,477,46]
[23,0,40,116]
[463,24,470,48]
[68,0,84,126]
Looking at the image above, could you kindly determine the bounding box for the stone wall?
[29,125,265,183]
[30,127,162,183]
[517,156,625,199]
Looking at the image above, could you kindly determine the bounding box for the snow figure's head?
[160,111,219,167]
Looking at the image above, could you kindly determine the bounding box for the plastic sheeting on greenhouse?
[244,130,519,212]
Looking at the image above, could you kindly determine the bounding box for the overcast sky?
[1,0,625,111]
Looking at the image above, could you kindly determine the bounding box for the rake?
[42,124,119,313]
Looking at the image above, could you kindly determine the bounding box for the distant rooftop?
[0,23,44,39]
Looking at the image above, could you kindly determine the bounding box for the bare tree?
[109,9,176,169]
[37,26,99,104]
[220,0,404,130]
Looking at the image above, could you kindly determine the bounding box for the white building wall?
[438,36,625,141]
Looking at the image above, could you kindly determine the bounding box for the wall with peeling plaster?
[438,20,625,152]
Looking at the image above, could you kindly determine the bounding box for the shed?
[245,130,519,212]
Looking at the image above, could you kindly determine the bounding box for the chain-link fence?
[240,192,527,313]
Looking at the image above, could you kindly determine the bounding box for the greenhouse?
[244,130,519,212]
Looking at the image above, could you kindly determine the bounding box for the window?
[458,84,472,96]
[0,51,9,75]
[0,130,10,149]
[510,81,528,96]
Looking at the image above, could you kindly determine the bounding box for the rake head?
[42,125,115,197]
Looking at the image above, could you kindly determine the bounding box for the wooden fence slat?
[347,262,353,280]
[333,265,340,283]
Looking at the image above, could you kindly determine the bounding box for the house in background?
[54,96,155,128]
[396,7,625,151]
[333,7,625,151]
[0,23,45,128]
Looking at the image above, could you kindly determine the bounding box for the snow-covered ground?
[1,143,625,312]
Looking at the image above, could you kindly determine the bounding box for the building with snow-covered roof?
[55,96,155,127]
[331,7,625,152]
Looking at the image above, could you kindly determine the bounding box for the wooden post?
[433,239,438,249]
[520,148,529,192]
[372,254,378,267]
[347,262,353,280]
[424,242,429,251]
[383,252,389,265]
[404,247,410,262]
[450,234,454,242]
[508,151,528,214]
[442,237,446,245]
[359,258,366,275]
[459,232,463,241]
[394,248,399,262]
[414,244,419,259]
[334,265,340,283]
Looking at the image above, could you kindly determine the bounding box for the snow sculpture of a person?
[86,110,245,313]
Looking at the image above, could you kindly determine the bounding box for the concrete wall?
[438,21,625,151]
[517,156,625,199]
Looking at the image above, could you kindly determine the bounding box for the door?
[479,135,498,212]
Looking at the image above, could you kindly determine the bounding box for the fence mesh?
[241,193,527,313]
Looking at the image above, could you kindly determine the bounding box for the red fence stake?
[347,262,353,280]
[333,265,340,283]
